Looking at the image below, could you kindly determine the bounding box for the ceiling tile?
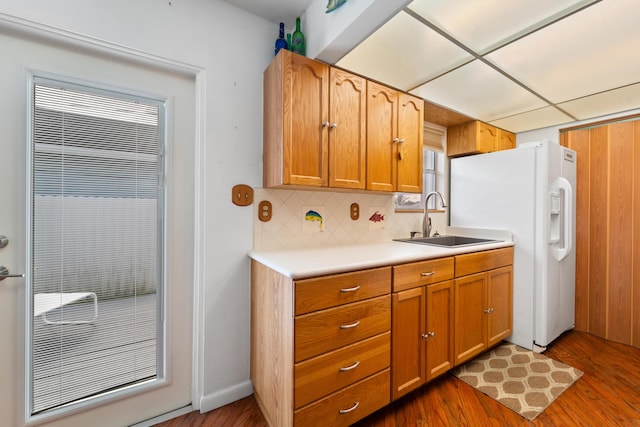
[336,10,471,90]
[487,0,640,104]
[411,60,547,122]
[559,83,640,121]
[407,0,592,53]
[489,106,574,133]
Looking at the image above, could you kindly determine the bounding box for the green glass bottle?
[291,17,305,56]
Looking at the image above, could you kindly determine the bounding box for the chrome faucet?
[422,191,448,238]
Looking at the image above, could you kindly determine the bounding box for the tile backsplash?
[253,188,447,251]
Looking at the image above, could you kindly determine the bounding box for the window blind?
[30,79,164,414]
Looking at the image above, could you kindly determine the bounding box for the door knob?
[0,266,25,282]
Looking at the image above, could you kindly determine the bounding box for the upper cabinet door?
[366,81,398,192]
[287,53,329,186]
[264,50,329,187]
[329,68,366,189]
[396,93,424,193]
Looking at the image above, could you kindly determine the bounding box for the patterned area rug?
[451,343,583,421]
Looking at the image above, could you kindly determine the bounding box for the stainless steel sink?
[393,235,499,247]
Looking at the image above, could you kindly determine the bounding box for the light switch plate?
[232,184,253,206]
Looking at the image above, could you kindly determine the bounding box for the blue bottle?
[275,22,287,56]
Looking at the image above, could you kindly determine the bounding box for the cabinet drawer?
[294,332,390,409]
[455,247,513,277]
[294,369,390,427]
[295,267,391,315]
[295,295,390,362]
[393,257,454,292]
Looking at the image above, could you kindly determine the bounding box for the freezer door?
[535,145,576,347]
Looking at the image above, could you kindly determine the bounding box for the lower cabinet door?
[487,266,513,347]
[454,273,487,365]
[293,369,390,427]
[425,280,454,381]
[391,287,425,400]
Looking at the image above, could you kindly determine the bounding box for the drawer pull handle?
[340,285,361,293]
[421,271,435,277]
[339,360,360,372]
[340,320,360,329]
[339,401,360,414]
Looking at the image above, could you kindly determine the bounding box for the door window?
[29,78,165,415]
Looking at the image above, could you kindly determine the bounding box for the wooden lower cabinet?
[294,369,390,427]
[251,261,391,427]
[425,280,455,380]
[391,280,455,400]
[454,273,488,365]
[252,247,513,425]
[487,266,514,347]
[391,287,425,400]
[391,259,455,400]
[454,249,514,365]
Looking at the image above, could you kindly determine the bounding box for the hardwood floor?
[155,331,640,426]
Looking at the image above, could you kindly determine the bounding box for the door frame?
[0,14,207,424]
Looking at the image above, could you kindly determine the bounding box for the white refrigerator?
[450,142,576,352]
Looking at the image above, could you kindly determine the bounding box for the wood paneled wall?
[560,120,640,348]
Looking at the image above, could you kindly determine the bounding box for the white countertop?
[249,228,514,279]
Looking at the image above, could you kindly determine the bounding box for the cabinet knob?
[393,138,400,143]
[322,121,330,127]
[399,138,405,144]
[422,331,435,340]
[331,123,338,129]
[484,308,495,314]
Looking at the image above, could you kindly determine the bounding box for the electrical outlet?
[350,203,360,220]
[232,184,253,206]
[258,201,272,222]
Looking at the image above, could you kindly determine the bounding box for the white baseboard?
[198,380,254,414]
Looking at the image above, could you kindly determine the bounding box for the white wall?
[0,0,274,416]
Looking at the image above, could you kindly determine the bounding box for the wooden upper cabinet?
[366,82,397,192]
[366,82,423,193]
[264,50,329,188]
[264,50,423,192]
[397,93,424,193]
[496,128,516,151]
[329,68,367,189]
[447,120,515,157]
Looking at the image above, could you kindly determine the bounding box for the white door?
[0,30,195,426]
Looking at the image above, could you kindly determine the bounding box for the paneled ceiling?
[225,0,640,133]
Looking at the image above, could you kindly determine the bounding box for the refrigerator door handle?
[551,177,572,261]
